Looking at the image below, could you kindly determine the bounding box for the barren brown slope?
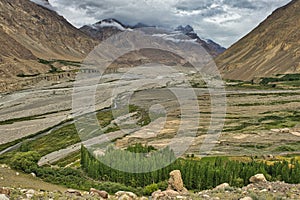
[0,29,49,80]
[216,0,300,81]
[0,0,97,61]
[0,0,98,92]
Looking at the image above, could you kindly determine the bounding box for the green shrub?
[10,151,41,173]
[275,145,296,152]
[143,183,159,196]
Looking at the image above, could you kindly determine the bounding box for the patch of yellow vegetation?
[228,156,252,162]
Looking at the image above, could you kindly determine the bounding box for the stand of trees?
[81,145,300,191]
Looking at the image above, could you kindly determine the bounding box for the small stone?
[240,197,253,200]
[20,189,27,193]
[26,193,34,199]
[30,173,36,177]
[202,194,210,199]
[16,172,20,176]
[176,196,187,199]
[268,185,273,191]
[280,128,290,133]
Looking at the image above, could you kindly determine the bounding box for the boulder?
[26,189,36,198]
[0,194,9,200]
[115,191,137,200]
[118,194,130,200]
[249,174,267,183]
[152,189,183,200]
[167,170,187,192]
[152,190,165,200]
[152,170,189,199]
[214,183,230,191]
[65,189,82,196]
[0,188,10,196]
[26,189,35,194]
[26,193,34,199]
[90,188,108,199]
[164,189,180,197]
[139,197,148,200]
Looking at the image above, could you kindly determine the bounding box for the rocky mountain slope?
[216,0,300,81]
[0,0,97,91]
[80,19,225,57]
[0,0,96,60]
[175,25,226,57]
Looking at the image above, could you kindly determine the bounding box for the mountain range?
[0,0,299,91]
[80,19,226,57]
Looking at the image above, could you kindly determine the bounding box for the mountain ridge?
[216,0,300,81]
[80,19,226,57]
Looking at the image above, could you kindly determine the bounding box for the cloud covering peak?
[48,0,291,47]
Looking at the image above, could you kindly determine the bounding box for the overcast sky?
[49,0,291,47]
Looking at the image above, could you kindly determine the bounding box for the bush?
[275,145,296,152]
[143,183,159,196]
[10,151,41,173]
[233,178,244,187]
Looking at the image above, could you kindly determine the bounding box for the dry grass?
[0,165,66,192]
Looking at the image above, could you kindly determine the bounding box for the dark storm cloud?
[49,0,291,47]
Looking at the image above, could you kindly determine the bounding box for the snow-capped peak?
[93,18,126,31]
[30,0,54,11]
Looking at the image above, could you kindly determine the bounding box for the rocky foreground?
[1,171,300,200]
